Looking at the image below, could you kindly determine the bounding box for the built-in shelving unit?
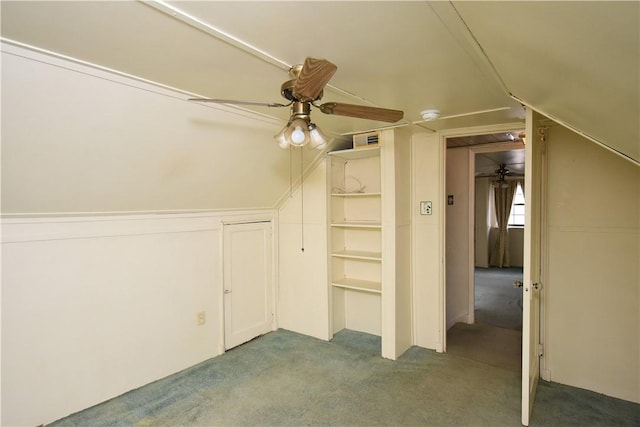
[326,132,412,361]
[327,145,383,339]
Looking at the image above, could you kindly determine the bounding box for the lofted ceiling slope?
[453,1,639,163]
[1,1,637,214]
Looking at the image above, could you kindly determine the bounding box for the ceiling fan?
[477,163,524,187]
[189,57,404,149]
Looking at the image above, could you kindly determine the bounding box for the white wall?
[1,43,292,425]
[412,132,445,351]
[392,128,413,357]
[277,160,330,340]
[1,43,296,214]
[0,131,285,424]
[1,211,274,426]
[544,125,640,403]
[445,148,471,329]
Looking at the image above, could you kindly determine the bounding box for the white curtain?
[490,180,519,267]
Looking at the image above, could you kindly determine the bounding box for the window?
[508,183,525,226]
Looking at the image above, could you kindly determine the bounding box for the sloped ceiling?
[1,1,637,214]
[453,1,639,163]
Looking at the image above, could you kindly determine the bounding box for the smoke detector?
[420,109,440,121]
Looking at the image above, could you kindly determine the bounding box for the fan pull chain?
[300,147,305,253]
[289,147,293,198]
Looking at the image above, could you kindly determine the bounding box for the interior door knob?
[513,280,524,288]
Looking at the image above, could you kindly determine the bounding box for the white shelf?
[330,221,381,229]
[331,250,382,261]
[328,146,380,160]
[331,277,382,294]
[328,143,383,340]
[331,192,381,198]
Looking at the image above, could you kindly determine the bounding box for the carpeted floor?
[474,267,524,330]
[48,329,639,427]
[447,322,522,372]
[447,267,523,372]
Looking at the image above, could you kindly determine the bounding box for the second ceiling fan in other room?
[189,57,404,149]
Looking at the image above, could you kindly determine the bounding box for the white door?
[223,221,274,350]
[521,109,545,425]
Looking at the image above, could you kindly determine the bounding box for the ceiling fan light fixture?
[286,118,310,146]
[276,117,327,150]
[308,123,328,149]
[420,109,440,121]
[274,125,289,149]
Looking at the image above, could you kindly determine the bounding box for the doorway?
[223,220,275,350]
[444,130,525,371]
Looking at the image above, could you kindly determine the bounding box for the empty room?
[1,2,638,426]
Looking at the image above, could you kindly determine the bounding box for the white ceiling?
[4,0,636,162]
[0,1,526,136]
[475,150,525,178]
[0,1,637,214]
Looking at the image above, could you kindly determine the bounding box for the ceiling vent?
[353,131,380,149]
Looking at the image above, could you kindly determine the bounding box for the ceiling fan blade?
[188,98,288,108]
[476,172,524,178]
[292,58,337,102]
[319,102,404,123]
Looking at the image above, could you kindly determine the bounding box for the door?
[521,109,545,425]
[223,221,274,350]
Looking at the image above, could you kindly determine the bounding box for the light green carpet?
[49,329,639,426]
[475,267,524,330]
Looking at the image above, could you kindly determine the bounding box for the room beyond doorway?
[474,267,523,331]
[444,129,525,370]
[447,267,523,372]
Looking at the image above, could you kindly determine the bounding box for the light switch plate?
[420,201,432,215]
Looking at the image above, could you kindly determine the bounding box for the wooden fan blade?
[292,58,337,102]
[319,102,404,123]
[189,98,288,107]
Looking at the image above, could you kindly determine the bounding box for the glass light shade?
[291,126,306,144]
[308,123,328,149]
[286,118,309,146]
[273,125,289,149]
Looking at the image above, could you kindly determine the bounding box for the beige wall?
[445,147,471,328]
[391,128,413,357]
[1,43,298,215]
[544,125,639,403]
[475,177,491,268]
[1,211,274,426]
[412,132,445,350]
[277,161,330,340]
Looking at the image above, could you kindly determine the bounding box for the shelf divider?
[331,249,382,261]
[330,221,381,229]
[331,277,382,294]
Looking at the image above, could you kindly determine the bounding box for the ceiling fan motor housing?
[290,101,311,122]
[281,79,322,103]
